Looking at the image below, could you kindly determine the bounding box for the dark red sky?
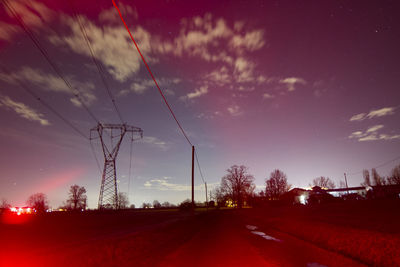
[0,0,399,208]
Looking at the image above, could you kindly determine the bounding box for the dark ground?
[1,201,399,267]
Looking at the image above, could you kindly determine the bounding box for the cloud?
[366,124,384,133]
[143,177,202,191]
[229,29,265,52]
[0,67,96,106]
[263,93,274,99]
[348,124,400,142]
[349,113,366,121]
[204,66,230,86]
[0,0,55,41]
[139,136,170,150]
[126,77,181,95]
[279,77,307,92]
[227,105,243,116]
[349,107,396,121]
[49,13,158,82]
[181,85,208,100]
[0,95,50,125]
[98,3,138,24]
[367,107,396,119]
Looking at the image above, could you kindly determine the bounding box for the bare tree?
[220,165,255,208]
[372,168,386,186]
[361,169,371,187]
[141,202,152,209]
[27,193,49,212]
[265,169,291,200]
[114,192,129,209]
[66,185,87,211]
[311,176,336,189]
[388,164,400,185]
[1,198,11,209]
[211,186,228,207]
[161,201,172,208]
[153,200,161,209]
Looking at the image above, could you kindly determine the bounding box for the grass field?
[240,200,400,266]
[1,201,399,266]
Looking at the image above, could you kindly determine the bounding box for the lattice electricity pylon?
[90,123,143,209]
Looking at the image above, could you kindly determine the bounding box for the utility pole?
[91,123,143,209]
[205,182,208,206]
[344,172,349,195]
[191,146,195,208]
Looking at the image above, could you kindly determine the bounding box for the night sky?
[1,0,399,209]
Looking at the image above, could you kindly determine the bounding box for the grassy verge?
[242,200,400,266]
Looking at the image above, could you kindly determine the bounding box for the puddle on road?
[250,230,282,242]
[246,225,258,230]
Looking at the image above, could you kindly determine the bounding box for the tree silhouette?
[66,185,87,211]
[114,192,129,209]
[265,169,291,200]
[27,193,49,212]
[372,168,386,186]
[153,200,161,209]
[0,198,11,209]
[311,176,336,189]
[388,164,400,185]
[220,165,255,208]
[141,202,152,209]
[361,169,371,187]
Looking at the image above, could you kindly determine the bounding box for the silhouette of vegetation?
[311,176,336,189]
[129,204,135,209]
[153,200,161,209]
[179,199,193,210]
[0,198,11,209]
[361,169,371,187]
[27,193,49,212]
[141,202,152,209]
[114,192,129,209]
[265,169,291,200]
[389,164,400,185]
[66,184,87,211]
[219,165,255,208]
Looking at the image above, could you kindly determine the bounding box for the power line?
[70,2,125,124]
[2,0,100,124]
[0,65,89,139]
[194,150,206,184]
[128,138,134,197]
[112,0,193,147]
[346,155,400,176]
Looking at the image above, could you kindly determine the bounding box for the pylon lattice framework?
[90,123,143,209]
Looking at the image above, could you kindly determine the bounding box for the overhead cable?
[2,0,100,124]
[112,0,193,147]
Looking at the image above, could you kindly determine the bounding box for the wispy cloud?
[143,177,203,191]
[181,85,208,100]
[348,124,400,142]
[0,95,50,125]
[0,0,55,41]
[349,107,396,121]
[227,105,243,116]
[279,77,307,92]
[139,136,170,150]
[0,67,96,107]
[263,93,275,99]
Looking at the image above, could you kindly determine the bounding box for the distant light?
[299,195,306,205]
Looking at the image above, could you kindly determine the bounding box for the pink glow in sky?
[0,0,399,208]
